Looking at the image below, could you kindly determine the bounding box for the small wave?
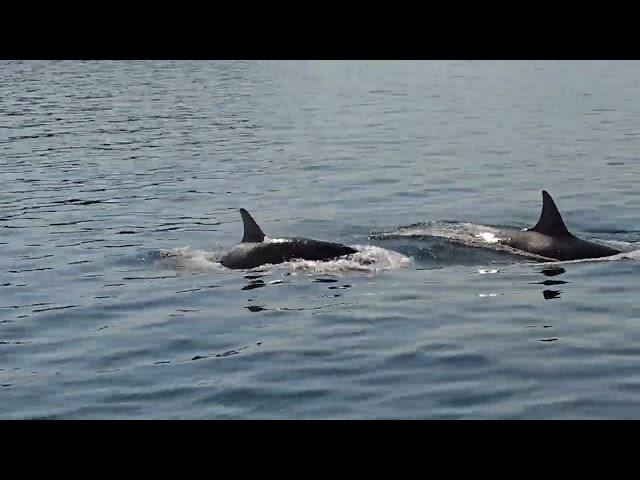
[599,239,637,250]
[373,221,637,264]
[534,248,640,266]
[371,221,504,245]
[372,222,542,258]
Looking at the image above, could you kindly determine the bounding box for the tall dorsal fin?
[239,208,266,243]
[529,190,571,237]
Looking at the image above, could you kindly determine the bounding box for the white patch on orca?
[264,237,290,244]
[478,269,499,274]
[474,231,500,244]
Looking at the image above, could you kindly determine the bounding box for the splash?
[288,245,412,274]
[157,247,226,271]
[156,245,410,274]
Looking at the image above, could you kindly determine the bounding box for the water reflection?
[540,267,566,277]
[542,289,562,300]
[536,279,568,286]
[539,267,567,300]
[242,280,265,291]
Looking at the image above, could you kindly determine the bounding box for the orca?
[495,190,620,261]
[220,209,358,269]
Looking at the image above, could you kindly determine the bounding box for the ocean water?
[1,60,639,419]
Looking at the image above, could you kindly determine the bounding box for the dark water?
[1,60,639,419]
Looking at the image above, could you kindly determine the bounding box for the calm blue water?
[1,60,639,419]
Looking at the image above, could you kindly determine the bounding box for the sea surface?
[1,60,639,419]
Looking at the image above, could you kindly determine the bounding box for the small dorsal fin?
[529,190,571,237]
[239,208,266,243]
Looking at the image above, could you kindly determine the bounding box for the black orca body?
[220,209,357,269]
[496,191,620,261]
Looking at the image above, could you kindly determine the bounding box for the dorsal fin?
[529,190,571,237]
[239,208,266,243]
